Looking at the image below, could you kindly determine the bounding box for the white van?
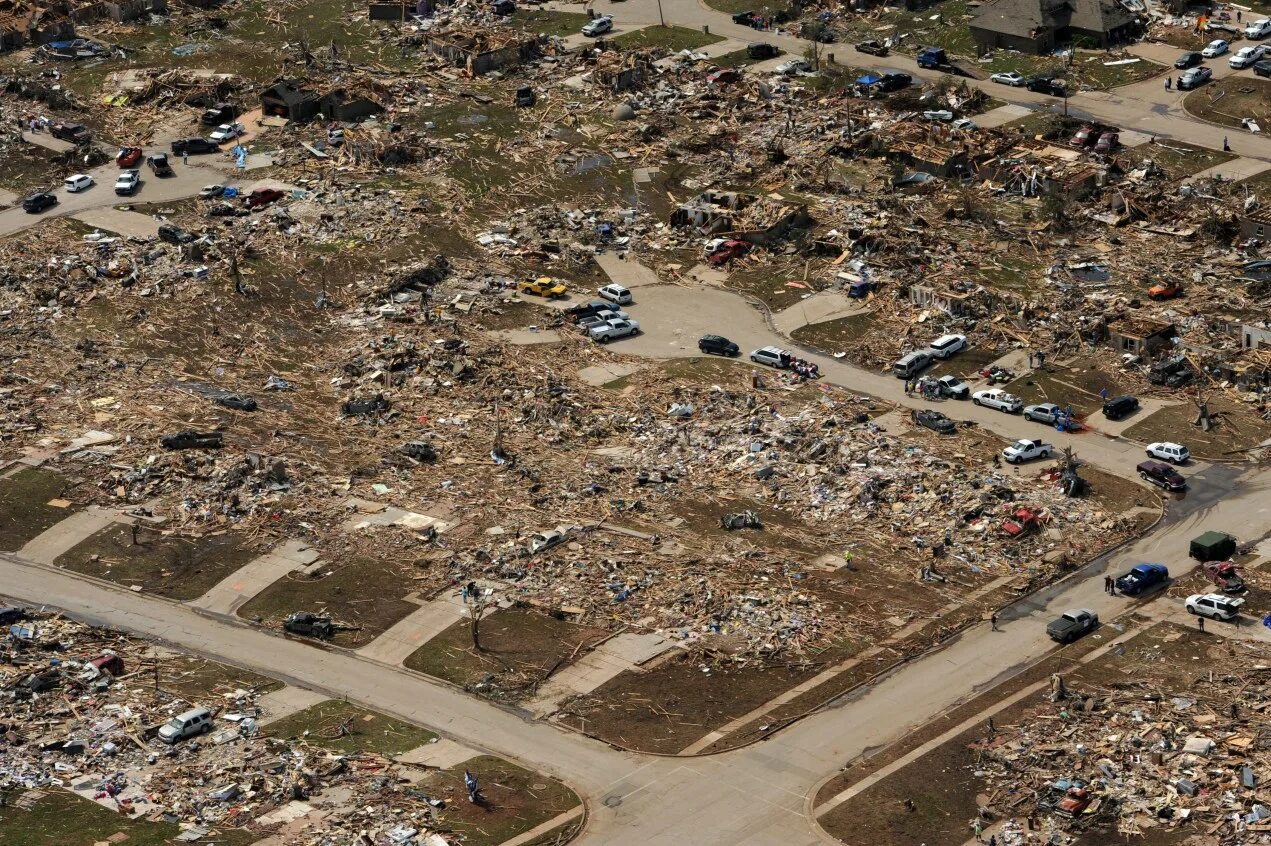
[893,350,933,379]
[597,284,632,305]
[158,707,213,744]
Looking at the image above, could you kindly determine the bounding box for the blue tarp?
[856,74,882,86]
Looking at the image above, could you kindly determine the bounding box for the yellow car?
[519,276,568,298]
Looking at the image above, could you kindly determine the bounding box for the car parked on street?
[1247,18,1271,38]
[746,42,779,59]
[1025,75,1065,96]
[147,153,173,176]
[1179,66,1213,89]
[972,389,1023,413]
[22,191,57,213]
[590,317,640,342]
[597,283,632,305]
[912,409,956,434]
[201,102,239,125]
[854,39,889,56]
[1230,45,1267,68]
[1137,460,1186,491]
[581,14,613,36]
[935,374,970,399]
[578,309,630,330]
[1047,609,1098,643]
[1102,394,1139,420]
[1175,51,1203,69]
[1255,59,1271,76]
[1023,402,1065,424]
[1002,438,1053,463]
[893,350,933,379]
[1202,39,1229,58]
[199,184,226,198]
[564,300,612,321]
[698,334,740,357]
[750,346,792,368]
[116,145,142,167]
[63,174,92,193]
[1186,593,1244,621]
[1115,563,1169,596]
[172,137,219,155]
[877,72,912,91]
[208,122,246,143]
[114,169,140,196]
[990,70,1025,86]
[1145,441,1190,464]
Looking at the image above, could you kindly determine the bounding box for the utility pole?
[656,0,665,27]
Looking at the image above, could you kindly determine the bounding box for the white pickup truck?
[1002,438,1053,464]
[590,318,640,343]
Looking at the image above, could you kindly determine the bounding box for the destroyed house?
[424,29,542,75]
[969,0,1138,54]
[1102,315,1176,359]
[0,1,74,52]
[1239,208,1271,241]
[886,138,969,179]
[260,79,322,122]
[591,51,653,91]
[909,283,974,316]
[320,88,384,122]
[671,191,810,245]
[1216,348,1271,391]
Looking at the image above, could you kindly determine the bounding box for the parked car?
[705,238,751,265]
[590,317,640,342]
[876,72,912,92]
[1246,18,1271,38]
[928,333,966,359]
[1202,39,1230,58]
[63,174,92,193]
[750,346,792,368]
[1115,563,1169,596]
[114,170,140,196]
[1255,59,1271,77]
[597,283,633,305]
[1137,460,1186,491]
[50,121,90,144]
[893,350,933,379]
[22,191,57,213]
[1094,131,1119,154]
[1102,394,1139,420]
[951,117,978,131]
[1025,75,1065,96]
[1190,530,1237,562]
[707,68,742,85]
[746,42,779,59]
[1047,609,1098,643]
[517,276,567,298]
[283,612,335,639]
[1230,45,1267,68]
[1070,125,1095,147]
[246,187,285,208]
[775,58,811,75]
[1174,51,1203,69]
[1186,593,1244,621]
[935,374,970,399]
[922,109,954,122]
[199,184,225,198]
[1003,438,1053,463]
[733,10,757,24]
[1179,66,1213,89]
[1023,402,1065,424]
[147,153,173,176]
[201,102,239,125]
[564,300,612,321]
[990,70,1025,86]
[578,309,629,330]
[208,122,246,143]
[698,334,740,357]
[172,137,219,155]
[490,0,515,14]
[158,223,195,244]
[158,707,214,743]
[912,409,955,434]
[581,14,613,36]
[1145,441,1189,464]
[116,145,142,167]
[972,389,1023,413]
[854,39,889,56]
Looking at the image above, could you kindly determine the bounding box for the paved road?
[0,145,233,236]
[1,460,1265,845]
[550,0,1271,160]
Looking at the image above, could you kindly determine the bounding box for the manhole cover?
[532,784,548,790]
[603,795,623,807]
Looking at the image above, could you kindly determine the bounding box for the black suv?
[698,335,740,357]
[1174,51,1203,69]
[1255,59,1271,78]
[1102,394,1139,420]
[1137,460,1186,492]
[1025,76,1065,96]
[201,103,239,125]
[22,191,57,213]
[172,137,220,155]
[747,42,779,59]
[733,10,757,24]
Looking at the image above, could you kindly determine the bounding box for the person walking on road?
[990,612,999,632]
[1104,575,1113,594]
[1198,616,1205,632]
[1165,76,1171,91]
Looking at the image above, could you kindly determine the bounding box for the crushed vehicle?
[912,409,956,434]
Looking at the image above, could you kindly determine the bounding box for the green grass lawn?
[0,467,77,552]
[263,700,436,757]
[704,0,757,14]
[612,24,724,52]
[0,789,255,846]
[415,756,582,846]
[1146,139,1237,180]
[508,9,590,38]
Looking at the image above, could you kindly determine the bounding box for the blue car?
[1116,563,1169,596]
